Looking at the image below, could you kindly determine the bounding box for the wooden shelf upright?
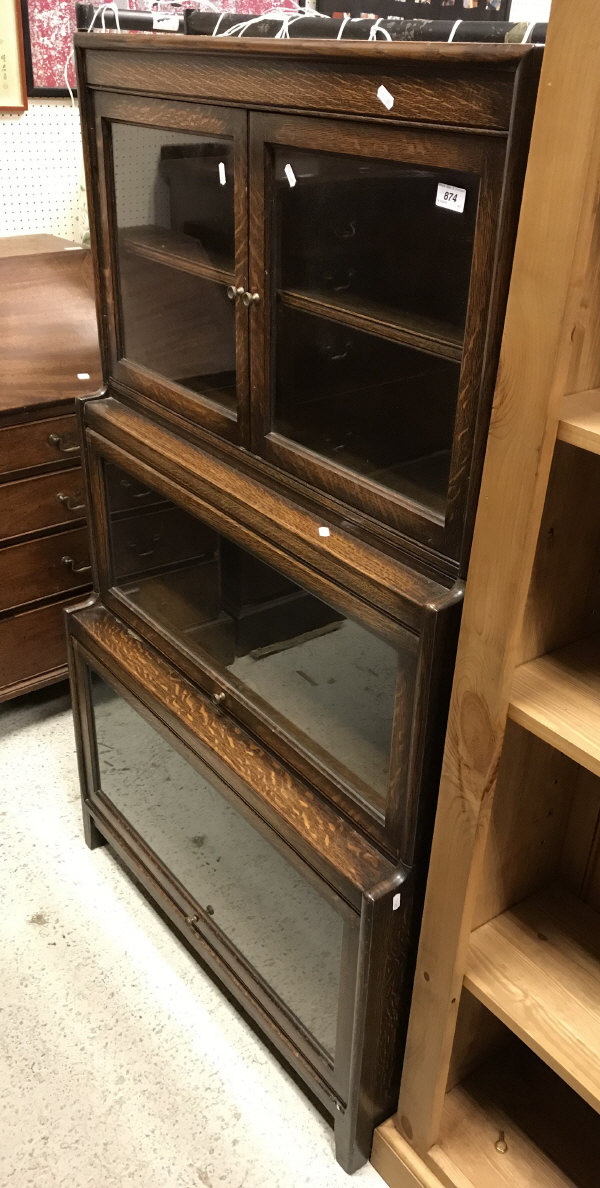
[371,1,600,1185]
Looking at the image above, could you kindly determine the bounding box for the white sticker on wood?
[376,84,394,110]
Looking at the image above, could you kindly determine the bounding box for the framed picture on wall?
[18,0,186,97]
[19,0,75,96]
[1,0,28,110]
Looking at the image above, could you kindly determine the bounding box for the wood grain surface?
[558,389,600,454]
[509,634,600,776]
[0,249,101,415]
[392,0,600,1157]
[466,885,600,1112]
[69,601,396,904]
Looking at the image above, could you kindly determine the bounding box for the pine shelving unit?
[370,1,600,1184]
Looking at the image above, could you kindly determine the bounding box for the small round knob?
[213,691,226,706]
[242,290,261,307]
[226,285,245,301]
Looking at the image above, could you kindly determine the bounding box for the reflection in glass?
[269,146,479,512]
[105,464,413,812]
[91,671,344,1055]
[272,147,478,334]
[111,122,236,410]
[274,307,459,515]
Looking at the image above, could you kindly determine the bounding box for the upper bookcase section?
[75,34,541,577]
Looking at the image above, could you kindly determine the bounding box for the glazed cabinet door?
[248,112,505,560]
[80,661,357,1101]
[92,93,249,444]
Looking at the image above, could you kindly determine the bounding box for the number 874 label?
[435,183,467,213]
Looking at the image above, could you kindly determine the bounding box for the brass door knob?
[241,290,260,307]
[226,285,245,301]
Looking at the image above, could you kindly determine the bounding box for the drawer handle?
[56,491,85,512]
[128,533,160,559]
[48,432,79,455]
[61,554,91,575]
[119,479,153,499]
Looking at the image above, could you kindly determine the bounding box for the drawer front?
[0,414,80,478]
[105,466,167,514]
[0,526,90,614]
[0,596,77,695]
[0,469,86,543]
[110,505,214,579]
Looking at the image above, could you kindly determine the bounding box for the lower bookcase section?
[66,600,415,1173]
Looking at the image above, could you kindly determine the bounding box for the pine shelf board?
[431,1041,600,1188]
[509,634,600,775]
[373,1043,600,1188]
[558,389,600,454]
[465,885,600,1113]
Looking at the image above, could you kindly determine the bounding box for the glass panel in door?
[103,461,416,817]
[269,145,479,516]
[111,122,238,414]
[90,670,346,1057]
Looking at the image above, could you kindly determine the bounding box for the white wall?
[0,99,87,243]
[509,0,552,21]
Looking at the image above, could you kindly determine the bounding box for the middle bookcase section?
[105,460,408,819]
[85,400,462,861]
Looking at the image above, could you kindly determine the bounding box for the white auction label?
[376,84,394,110]
[152,13,179,30]
[436,183,466,213]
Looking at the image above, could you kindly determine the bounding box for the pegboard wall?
[0,0,549,245]
[0,100,88,243]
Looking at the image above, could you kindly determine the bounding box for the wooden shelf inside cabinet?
[557,389,600,454]
[465,885,600,1113]
[374,1041,600,1188]
[433,1042,600,1188]
[278,289,464,362]
[119,226,232,286]
[509,634,600,775]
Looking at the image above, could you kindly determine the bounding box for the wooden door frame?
[247,109,506,562]
[86,89,250,446]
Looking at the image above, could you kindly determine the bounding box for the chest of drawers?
[0,240,102,701]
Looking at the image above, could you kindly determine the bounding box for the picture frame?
[1,0,28,110]
[20,0,74,97]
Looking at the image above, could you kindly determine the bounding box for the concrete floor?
[0,682,385,1188]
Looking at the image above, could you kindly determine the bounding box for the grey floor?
[0,683,385,1188]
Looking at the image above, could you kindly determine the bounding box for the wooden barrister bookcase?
[372,1,600,1185]
[67,28,541,1170]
